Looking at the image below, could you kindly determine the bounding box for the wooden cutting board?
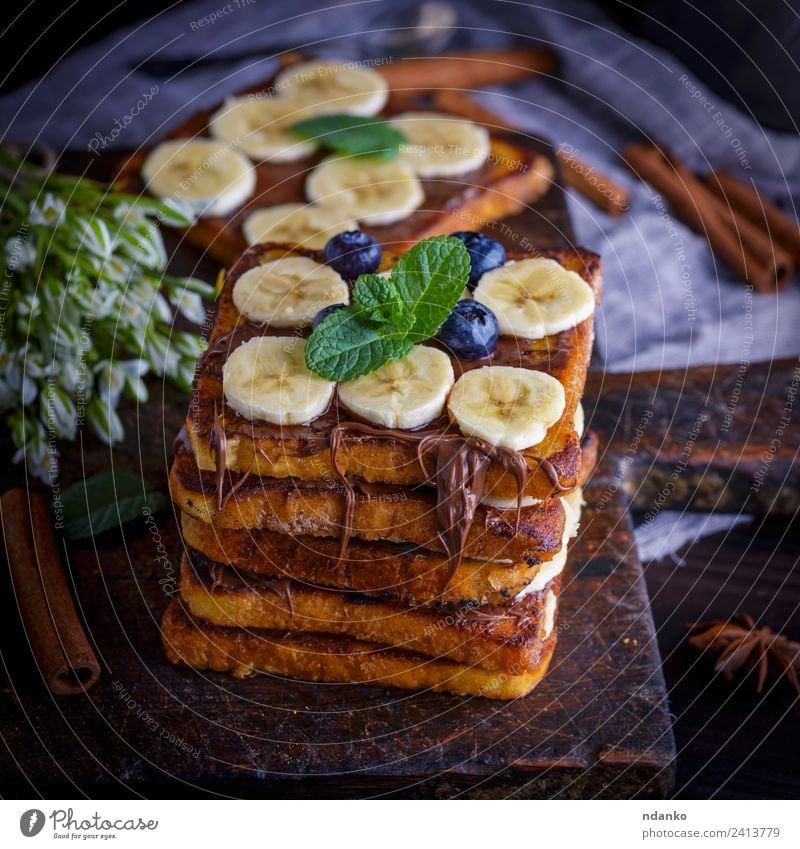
[0,142,683,798]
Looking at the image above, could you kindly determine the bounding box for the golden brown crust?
[184,244,601,500]
[178,430,599,607]
[169,446,566,563]
[179,553,560,673]
[162,599,554,700]
[182,514,539,606]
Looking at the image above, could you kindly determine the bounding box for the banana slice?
[242,203,357,249]
[338,345,454,429]
[474,258,595,339]
[274,60,388,116]
[232,256,348,327]
[390,111,490,177]
[209,96,318,162]
[447,366,565,451]
[223,336,335,425]
[141,139,255,217]
[306,156,424,226]
[574,401,585,438]
[481,406,583,508]
[516,487,584,600]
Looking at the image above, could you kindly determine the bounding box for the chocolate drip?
[532,457,572,493]
[208,562,294,613]
[209,402,228,510]
[329,422,531,593]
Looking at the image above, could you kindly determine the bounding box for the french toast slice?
[116,72,556,266]
[169,445,566,564]
[162,599,554,700]
[179,432,595,606]
[179,552,561,674]
[182,514,539,607]
[185,244,601,500]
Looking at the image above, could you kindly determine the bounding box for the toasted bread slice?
[180,551,560,674]
[179,432,596,606]
[116,75,556,266]
[182,514,539,606]
[162,599,554,699]
[169,445,566,563]
[185,244,601,500]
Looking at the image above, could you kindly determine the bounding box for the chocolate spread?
[329,421,534,591]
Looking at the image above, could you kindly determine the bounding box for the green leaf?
[304,305,414,381]
[291,114,407,160]
[58,469,166,540]
[391,236,470,341]
[305,235,469,381]
[352,273,413,329]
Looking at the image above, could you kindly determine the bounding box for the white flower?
[29,192,66,227]
[119,359,150,402]
[173,289,207,325]
[44,383,77,440]
[95,359,126,407]
[78,216,114,260]
[4,234,36,271]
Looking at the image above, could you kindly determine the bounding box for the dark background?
[2,1,799,132]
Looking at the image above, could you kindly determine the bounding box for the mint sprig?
[291,114,407,160]
[305,236,469,381]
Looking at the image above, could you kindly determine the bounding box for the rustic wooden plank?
[0,443,675,797]
[586,359,800,514]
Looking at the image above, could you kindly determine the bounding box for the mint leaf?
[58,469,166,540]
[353,273,413,329]
[291,114,407,160]
[305,236,469,381]
[391,236,470,341]
[305,305,414,381]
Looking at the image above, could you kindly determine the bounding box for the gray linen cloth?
[3,0,798,559]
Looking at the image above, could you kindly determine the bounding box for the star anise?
[687,613,800,694]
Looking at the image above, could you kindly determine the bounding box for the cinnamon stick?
[705,170,800,263]
[625,144,794,293]
[556,149,631,217]
[1,489,100,695]
[379,49,556,92]
[433,88,630,216]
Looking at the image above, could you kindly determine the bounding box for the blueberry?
[450,231,506,289]
[323,230,382,280]
[436,300,499,360]
[312,302,346,329]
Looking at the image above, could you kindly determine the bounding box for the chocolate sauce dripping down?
[208,562,294,613]
[329,422,532,593]
[329,426,356,567]
[208,402,228,511]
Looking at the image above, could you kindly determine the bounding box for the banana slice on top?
[473,258,595,339]
[242,203,357,250]
[447,366,565,451]
[223,336,335,425]
[306,156,424,226]
[480,404,584,508]
[209,96,318,162]
[232,256,349,327]
[274,60,388,116]
[338,345,454,430]
[141,139,255,217]
[390,112,490,177]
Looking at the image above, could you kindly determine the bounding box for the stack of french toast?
[163,227,601,700]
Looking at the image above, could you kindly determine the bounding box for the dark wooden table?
[643,516,800,799]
